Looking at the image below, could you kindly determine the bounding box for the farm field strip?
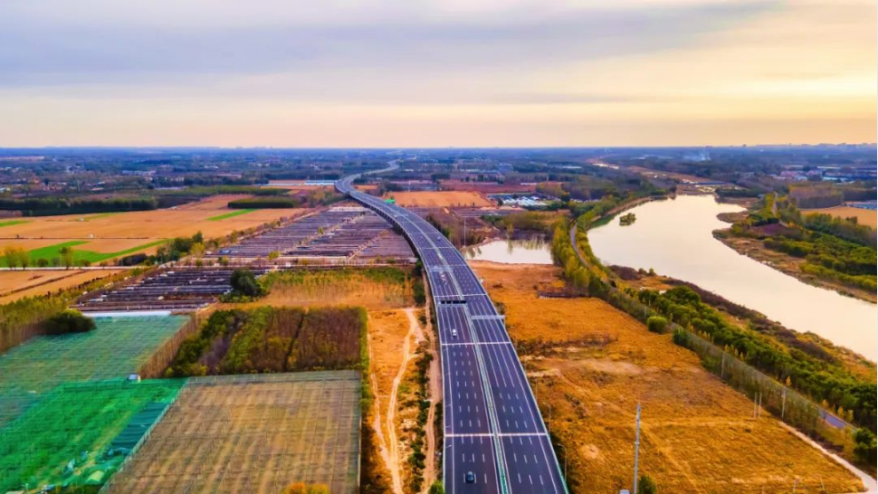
[105,372,362,494]
[0,220,28,228]
[1,239,167,267]
[0,315,187,427]
[207,209,257,221]
[0,197,301,260]
[383,191,492,208]
[0,269,124,304]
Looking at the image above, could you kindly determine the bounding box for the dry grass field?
[0,196,301,261]
[237,270,416,311]
[471,261,866,494]
[0,269,123,303]
[803,206,877,229]
[384,191,492,208]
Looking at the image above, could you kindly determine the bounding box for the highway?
[337,170,567,494]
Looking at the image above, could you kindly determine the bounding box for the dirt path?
[367,335,396,492]
[377,308,424,494]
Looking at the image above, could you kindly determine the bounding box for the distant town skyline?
[0,0,874,147]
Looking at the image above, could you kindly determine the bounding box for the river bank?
[587,195,876,362]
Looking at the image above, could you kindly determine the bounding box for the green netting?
[110,402,172,451]
[0,378,184,493]
[0,315,186,428]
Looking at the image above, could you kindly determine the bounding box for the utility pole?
[463,216,467,249]
[633,402,641,494]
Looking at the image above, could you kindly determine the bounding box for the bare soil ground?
[384,191,492,208]
[471,261,866,494]
[0,269,124,304]
[803,206,877,229]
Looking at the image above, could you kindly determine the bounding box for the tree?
[646,316,668,334]
[268,250,281,261]
[306,484,329,494]
[230,268,262,297]
[189,242,206,258]
[429,481,445,494]
[284,483,307,494]
[853,428,877,464]
[3,246,20,269]
[639,474,657,494]
[60,246,75,269]
[43,309,96,335]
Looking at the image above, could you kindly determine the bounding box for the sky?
[0,0,874,147]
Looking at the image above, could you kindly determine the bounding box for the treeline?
[154,232,205,263]
[800,211,876,247]
[228,197,299,209]
[636,286,876,432]
[0,197,158,216]
[716,187,762,199]
[160,185,287,197]
[788,183,878,208]
[0,186,294,216]
[789,185,844,209]
[482,211,558,235]
[550,218,607,295]
[165,306,366,376]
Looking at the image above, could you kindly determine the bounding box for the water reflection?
[465,235,553,264]
[588,195,877,361]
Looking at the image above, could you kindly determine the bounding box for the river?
[588,195,877,361]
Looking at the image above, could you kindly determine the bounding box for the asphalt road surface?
[338,170,567,494]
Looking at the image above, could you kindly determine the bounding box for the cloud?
[0,1,775,87]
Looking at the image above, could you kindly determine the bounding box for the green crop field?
[0,315,187,427]
[0,220,29,228]
[0,379,184,493]
[105,372,362,494]
[207,208,256,221]
[0,239,165,267]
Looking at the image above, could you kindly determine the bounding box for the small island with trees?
[619,212,637,226]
